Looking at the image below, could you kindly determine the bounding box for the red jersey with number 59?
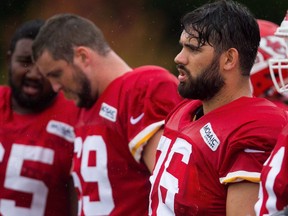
[255,124,288,215]
[72,66,182,216]
[0,86,80,216]
[149,97,288,215]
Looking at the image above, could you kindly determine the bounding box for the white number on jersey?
[255,147,285,215]
[149,136,192,215]
[0,142,4,162]
[73,135,115,215]
[0,144,54,216]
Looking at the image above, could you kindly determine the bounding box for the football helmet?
[250,19,287,97]
[269,11,288,93]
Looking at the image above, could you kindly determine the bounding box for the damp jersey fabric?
[0,86,80,216]
[72,65,183,216]
[149,97,288,215]
[255,123,288,215]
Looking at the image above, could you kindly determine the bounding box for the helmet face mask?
[250,19,287,97]
[269,10,288,94]
[269,58,288,93]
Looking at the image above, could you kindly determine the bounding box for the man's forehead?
[36,51,56,73]
[39,50,54,61]
[37,50,63,67]
[180,30,199,44]
[14,39,33,55]
[37,51,70,71]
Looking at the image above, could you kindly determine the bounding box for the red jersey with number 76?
[149,97,288,215]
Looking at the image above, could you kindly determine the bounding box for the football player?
[32,14,183,215]
[0,20,80,216]
[148,1,288,215]
[255,10,288,216]
[250,19,288,109]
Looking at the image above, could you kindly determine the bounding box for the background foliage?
[1,0,287,84]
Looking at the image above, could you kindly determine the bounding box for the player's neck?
[94,51,132,95]
[202,81,252,115]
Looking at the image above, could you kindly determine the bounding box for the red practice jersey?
[72,66,182,216]
[271,100,288,111]
[255,124,288,215]
[0,86,80,216]
[149,97,288,215]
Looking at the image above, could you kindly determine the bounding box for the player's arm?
[226,181,259,216]
[68,175,78,216]
[142,128,164,173]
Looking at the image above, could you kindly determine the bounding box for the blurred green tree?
[1,0,287,84]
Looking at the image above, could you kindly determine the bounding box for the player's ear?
[74,46,90,67]
[222,48,238,71]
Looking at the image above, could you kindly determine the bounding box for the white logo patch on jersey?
[200,123,220,151]
[47,120,75,142]
[99,102,117,122]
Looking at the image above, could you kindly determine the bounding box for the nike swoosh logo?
[130,113,145,125]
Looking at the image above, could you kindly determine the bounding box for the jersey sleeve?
[219,117,285,184]
[126,67,182,162]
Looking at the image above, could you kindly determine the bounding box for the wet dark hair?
[181,0,260,76]
[9,19,45,54]
[32,13,110,63]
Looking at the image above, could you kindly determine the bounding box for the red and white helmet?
[269,10,288,93]
[250,19,287,97]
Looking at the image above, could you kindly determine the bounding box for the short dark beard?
[71,65,95,108]
[9,73,57,112]
[177,54,225,100]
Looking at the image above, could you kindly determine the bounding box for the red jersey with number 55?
[0,86,80,216]
[149,97,288,215]
[255,124,288,215]
[72,66,182,216]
